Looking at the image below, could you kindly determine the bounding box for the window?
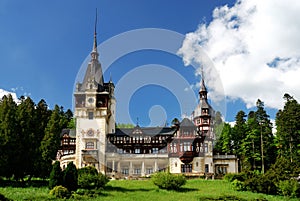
[146,168,153,174]
[184,142,190,151]
[122,169,129,175]
[215,165,228,175]
[181,164,192,173]
[117,148,123,154]
[135,148,140,154]
[204,143,208,153]
[63,138,68,145]
[134,168,141,174]
[183,131,189,136]
[88,112,94,120]
[86,142,94,149]
[205,164,209,173]
[152,148,158,154]
[172,143,177,153]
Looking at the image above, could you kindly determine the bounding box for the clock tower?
[73,19,115,173]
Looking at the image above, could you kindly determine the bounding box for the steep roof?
[60,129,76,138]
[180,118,195,127]
[111,126,177,136]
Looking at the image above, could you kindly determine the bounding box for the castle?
[57,23,238,178]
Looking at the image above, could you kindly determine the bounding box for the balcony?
[179,151,195,164]
[82,150,98,163]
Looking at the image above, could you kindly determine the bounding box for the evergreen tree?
[49,161,63,189]
[15,97,36,180]
[255,99,275,172]
[276,93,300,163]
[0,95,18,178]
[232,110,247,171]
[63,162,78,191]
[40,105,63,176]
[34,99,51,178]
[214,123,232,154]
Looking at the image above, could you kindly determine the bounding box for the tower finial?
[93,8,98,53]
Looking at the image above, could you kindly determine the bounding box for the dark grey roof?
[60,129,76,138]
[111,126,176,136]
[180,118,195,127]
[199,78,207,93]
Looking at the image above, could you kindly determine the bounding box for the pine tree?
[63,162,78,191]
[214,123,232,154]
[0,95,18,178]
[276,93,300,164]
[232,110,247,171]
[34,99,51,178]
[15,97,36,180]
[40,105,63,176]
[49,161,63,189]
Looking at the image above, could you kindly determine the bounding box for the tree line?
[214,93,300,197]
[214,93,300,173]
[0,94,73,181]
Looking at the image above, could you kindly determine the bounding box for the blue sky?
[1,0,299,126]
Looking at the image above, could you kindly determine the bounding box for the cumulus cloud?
[178,0,300,109]
[0,88,19,103]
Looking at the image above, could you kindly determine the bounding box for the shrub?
[63,162,78,192]
[151,172,186,190]
[49,185,70,198]
[78,166,109,190]
[49,161,62,189]
[224,172,248,183]
[0,193,12,201]
[231,179,245,191]
[278,179,300,198]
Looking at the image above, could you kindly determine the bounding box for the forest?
[214,93,300,196]
[0,94,73,181]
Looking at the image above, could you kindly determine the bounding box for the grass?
[0,179,296,201]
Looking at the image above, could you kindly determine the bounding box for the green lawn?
[0,179,295,201]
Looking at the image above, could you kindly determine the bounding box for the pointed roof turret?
[199,68,207,99]
[91,9,99,61]
[76,9,104,92]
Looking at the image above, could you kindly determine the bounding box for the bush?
[278,179,300,198]
[49,161,62,189]
[49,185,70,198]
[78,166,109,190]
[151,172,186,190]
[63,162,78,192]
[231,179,245,191]
[224,173,247,182]
[0,193,12,201]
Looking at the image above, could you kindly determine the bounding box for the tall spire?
[93,8,98,53]
[199,67,207,99]
[91,9,99,60]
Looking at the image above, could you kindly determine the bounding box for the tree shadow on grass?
[104,185,153,192]
[175,187,199,192]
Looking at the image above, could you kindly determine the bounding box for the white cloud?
[178,0,300,109]
[0,88,19,103]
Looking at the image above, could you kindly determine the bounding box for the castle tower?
[73,15,116,173]
[191,74,215,174]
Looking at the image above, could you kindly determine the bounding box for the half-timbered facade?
[57,22,238,178]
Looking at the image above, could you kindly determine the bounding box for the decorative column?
[129,161,133,176]
[141,161,145,176]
